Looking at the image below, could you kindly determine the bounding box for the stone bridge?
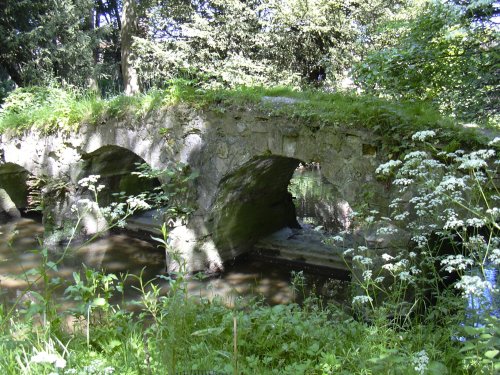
[0,99,395,273]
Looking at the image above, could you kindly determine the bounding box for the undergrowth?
[0,82,488,150]
[0,266,477,375]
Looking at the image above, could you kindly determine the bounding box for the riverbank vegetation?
[1,131,499,373]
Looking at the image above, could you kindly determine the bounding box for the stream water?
[0,167,349,309]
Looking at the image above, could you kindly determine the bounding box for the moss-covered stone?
[210,156,301,256]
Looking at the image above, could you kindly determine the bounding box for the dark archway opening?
[210,155,350,278]
[79,146,163,234]
[288,162,352,234]
[210,155,302,256]
[0,163,30,222]
[80,145,161,206]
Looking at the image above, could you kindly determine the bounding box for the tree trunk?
[120,0,140,95]
[87,4,99,92]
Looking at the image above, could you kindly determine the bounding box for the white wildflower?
[343,248,354,256]
[393,178,413,186]
[31,352,59,364]
[330,235,344,243]
[410,266,421,275]
[455,275,492,297]
[353,255,373,266]
[376,226,398,235]
[404,151,427,160]
[436,176,466,192]
[444,217,464,230]
[441,255,474,273]
[411,235,428,248]
[412,130,436,142]
[382,253,394,261]
[486,207,499,219]
[458,151,491,169]
[352,295,373,305]
[412,350,429,375]
[376,160,402,175]
[362,270,372,281]
[409,252,417,258]
[393,212,409,221]
[488,137,500,146]
[31,351,66,369]
[374,276,385,283]
[126,196,151,210]
[466,218,485,228]
[55,358,67,368]
[489,248,500,265]
[398,271,412,281]
[365,215,375,224]
[78,174,100,187]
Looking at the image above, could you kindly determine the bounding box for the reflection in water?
[288,165,352,233]
[0,219,348,309]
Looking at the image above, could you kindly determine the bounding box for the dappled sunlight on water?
[0,219,347,310]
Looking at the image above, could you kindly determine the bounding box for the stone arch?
[209,155,304,259]
[0,163,30,220]
[47,145,167,238]
[78,145,162,206]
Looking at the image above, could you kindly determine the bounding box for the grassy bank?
[0,83,485,149]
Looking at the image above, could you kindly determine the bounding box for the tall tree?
[0,0,123,96]
[353,0,499,122]
[132,0,402,88]
[121,0,141,95]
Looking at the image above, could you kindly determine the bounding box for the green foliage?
[0,0,122,91]
[353,0,499,123]
[133,0,403,89]
[2,135,499,373]
[338,130,500,373]
[0,266,482,374]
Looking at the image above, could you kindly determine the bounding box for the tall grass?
[0,265,474,375]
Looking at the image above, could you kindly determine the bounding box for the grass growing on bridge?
[0,82,486,148]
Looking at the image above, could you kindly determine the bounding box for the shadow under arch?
[209,155,303,258]
[0,162,30,220]
[79,145,162,206]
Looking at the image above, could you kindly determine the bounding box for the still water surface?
[0,219,347,309]
[0,168,348,309]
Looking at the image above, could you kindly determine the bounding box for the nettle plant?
[344,131,499,325]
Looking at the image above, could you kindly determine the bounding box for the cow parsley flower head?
[31,351,66,369]
[489,248,500,265]
[352,295,373,305]
[362,270,372,281]
[412,130,436,142]
[376,160,402,175]
[488,137,500,146]
[441,255,474,273]
[78,174,101,187]
[412,350,429,375]
[455,275,493,297]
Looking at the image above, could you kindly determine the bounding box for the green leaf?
[191,327,224,336]
[484,350,499,359]
[92,297,107,307]
[428,361,448,375]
